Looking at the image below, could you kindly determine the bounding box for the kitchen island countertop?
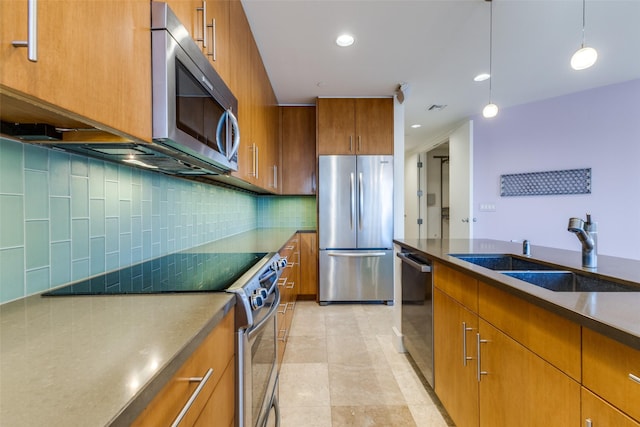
[0,227,307,426]
[394,238,640,351]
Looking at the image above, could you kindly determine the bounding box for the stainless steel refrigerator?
[318,155,394,304]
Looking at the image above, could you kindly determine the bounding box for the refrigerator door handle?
[327,252,387,257]
[350,172,356,230]
[358,172,364,230]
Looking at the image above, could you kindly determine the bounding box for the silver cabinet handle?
[285,280,295,289]
[357,135,361,152]
[476,333,488,382]
[196,1,207,48]
[462,322,473,366]
[171,368,214,427]
[630,373,640,385]
[278,328,287,342]
[255,145,259,179]
[349,135,353,152]
[273,165,278,189]
[12,0,38,62]
[277,277,287,288]
[206,18,216,60]
[278,303,287,314]
[585,419,592,427]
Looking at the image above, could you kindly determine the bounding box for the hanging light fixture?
[571,0,598,70]
[482,0,498,119]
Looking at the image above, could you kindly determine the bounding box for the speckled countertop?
[394,238,640,351]
[0,228,307,426]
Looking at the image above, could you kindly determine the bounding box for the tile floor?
[278,302,453,426]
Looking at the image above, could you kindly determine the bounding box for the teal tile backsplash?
[0,137,316,304]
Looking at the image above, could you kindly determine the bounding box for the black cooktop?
[44,252,267,296]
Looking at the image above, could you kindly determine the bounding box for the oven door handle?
[247,287,281,341]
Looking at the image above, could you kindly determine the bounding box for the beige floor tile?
[332,405,417,427]
[408,404,451,427]
[280,405,333,427]
[326,334,388,367]
[328,363,406,406]
[279,363,331,407]
[283,336,328,364]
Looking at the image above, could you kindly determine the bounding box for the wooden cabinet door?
[478,318,580,427]
[0,0,151,141]
[133,307,235,426]
[280,106,317,195]
[434,289,479,427]
[299,232,318,297]
[582,387,640,427]
[355,98,393,154]
[165,1,205,47]
[317,98,356,155]
[228,0,253,183]
[583,328,640,422]
[205,0,230,84]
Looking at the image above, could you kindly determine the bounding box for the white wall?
[473,79,640,259]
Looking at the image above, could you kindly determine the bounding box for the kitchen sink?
[502,271,640,292]
[451,254,556,271]
[451,253,640,292]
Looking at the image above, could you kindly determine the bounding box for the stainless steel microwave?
[150,1,239,174]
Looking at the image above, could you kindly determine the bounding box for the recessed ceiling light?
[411,124,422,129]
[474,73,491,82]
[336,34,355,47]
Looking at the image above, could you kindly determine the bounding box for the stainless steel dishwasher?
[398,249,434,387]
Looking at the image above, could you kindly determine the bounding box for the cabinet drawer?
[133,307,235,426]
[194,357,236,427]
[433,262,478,312]
[478,282,581,381]
[582,387,640,427]
[583,328,640,422]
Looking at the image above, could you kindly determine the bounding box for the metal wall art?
[500,168,591,197]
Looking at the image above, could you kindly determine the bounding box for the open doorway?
[426,143,450,239]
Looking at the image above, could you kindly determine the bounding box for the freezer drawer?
[319,249,393,304]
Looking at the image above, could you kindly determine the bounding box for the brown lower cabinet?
[434,262,580,427]
[277,235,300,367]
[132,307,235,427]
[434,260,640,427]
[298,232,318,298]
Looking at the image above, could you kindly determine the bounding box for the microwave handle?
[215,110,228,155]
[227,109,241,161]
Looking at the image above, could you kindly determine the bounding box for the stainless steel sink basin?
[451,253,640,292]
[451,254,555,271]
[502,271,640,292]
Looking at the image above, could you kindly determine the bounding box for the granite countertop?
[394,238,640,351]
[0,227,307,426]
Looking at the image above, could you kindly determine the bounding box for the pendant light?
[571,0,597,70]
[482,0,498,119]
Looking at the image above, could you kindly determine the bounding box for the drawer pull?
[171,368,214,427]
[585,419,592,427]
[462,322,473,366]
[476,333,488,382]
[278,303,288,314]
[630,373,640,385]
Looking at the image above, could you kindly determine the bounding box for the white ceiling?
[240,0,640,151]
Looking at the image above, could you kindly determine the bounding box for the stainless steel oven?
[228,257,285,427]
[239,289,280,427]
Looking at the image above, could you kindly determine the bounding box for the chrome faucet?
[567,214,597,269]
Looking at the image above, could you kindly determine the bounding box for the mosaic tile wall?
[0,137,259,303]
[257,195,317,228]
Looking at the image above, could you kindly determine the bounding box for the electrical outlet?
[479,203,496,212]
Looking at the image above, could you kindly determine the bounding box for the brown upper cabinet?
[317,98,394,155]
[280,106,316,195]
[165,0,230,83]
[0,0,151,142]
